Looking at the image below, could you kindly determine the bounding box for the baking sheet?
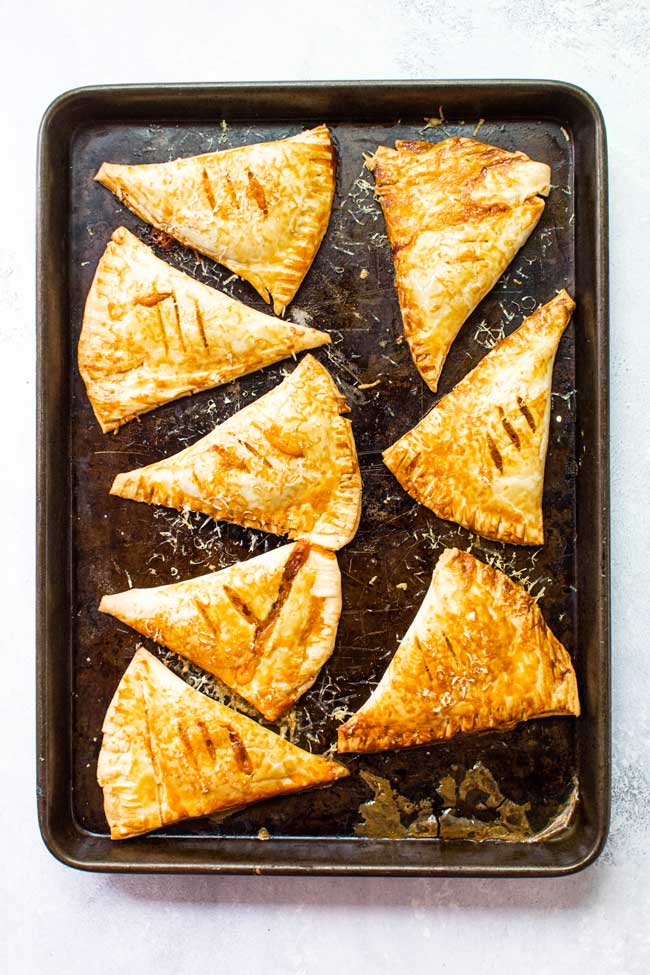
[37,82,609,874]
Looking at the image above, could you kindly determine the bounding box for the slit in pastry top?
[95,125,336,315]
[367,136,551,390]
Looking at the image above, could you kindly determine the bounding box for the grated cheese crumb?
[420,106,445,131]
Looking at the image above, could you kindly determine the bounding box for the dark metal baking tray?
[37,81,609,875]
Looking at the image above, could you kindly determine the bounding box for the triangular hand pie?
[367,137,551,390]
[96,125,335,314]
[111,354,362,550]
[78,227,330,432]
[337,548,580,753]
[98,648,348,839]
[99,541,341,721]
[383,291,575,545]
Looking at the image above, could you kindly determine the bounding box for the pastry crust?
[96,125,335,315]
[367,137,551,390]
[78,227,330,433]
[337,548,580,753]
[97,647,348,839]
[110,354,362,550]
[383,291,575,545]
[99,541,341,722]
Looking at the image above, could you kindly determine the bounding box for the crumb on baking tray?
[420,106,445,132]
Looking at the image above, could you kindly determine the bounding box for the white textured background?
[2,0,649,971]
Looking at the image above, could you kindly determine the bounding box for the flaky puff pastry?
[367,137,551,390]
[383,291,575,545]
[100,541,341,722]
[111,354,362,551]
[98,648,348,839]
[96,126,335,315]
[78,227,330,433]
[338,548,580,753]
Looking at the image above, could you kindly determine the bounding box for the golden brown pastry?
[95,125,335,315]
[367,136,551,390]
[98,647,348,839]
[383,291,575,545]
[338,548,580,753]
[78,227,330,433]
[99,541,341,722]
[110,354,362,551]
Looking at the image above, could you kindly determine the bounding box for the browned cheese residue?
[151,228,175,251]
[354,763,579,843]
[354,771,438,839]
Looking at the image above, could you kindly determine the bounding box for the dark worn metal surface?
[37,82,609,874]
